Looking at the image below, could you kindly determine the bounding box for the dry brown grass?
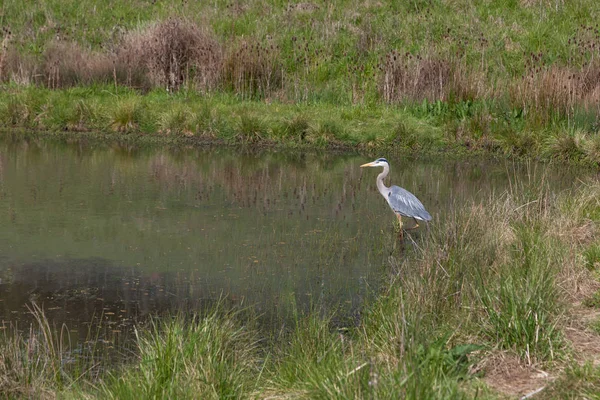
[511,54,600,122]
[564,304,600,364]
[223,39,282,98]
[0,304,79,400]
[480,352,552,398]
[120,18,222,92]
[42,40,115,88]
[379,50,481,104]
[0,26,12,82]
[2,18,223,92]
[1,46,37,86]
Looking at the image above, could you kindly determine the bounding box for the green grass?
[1,1,600,162]
[3,172,599,398]
[542,363,600,399]
[4,84,600,164]
[103,307,260,399]
[0,86,427,151]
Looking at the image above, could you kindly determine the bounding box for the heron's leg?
[395,213,404,238]
[396,213,403,229]
[406,218,420,230]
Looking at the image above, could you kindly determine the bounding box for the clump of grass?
[494,128,540,157]
[360,286,480,399]
[4,18,223,92]
[64,99,101,131]
[157,106,195,136]
[510,51,600,126]
[542,129,587,162]
[583,244,600,271]
[0,93,31,127]
[480,226,564,363]
[235,113,266,143]
[267,312,368,398]
[542,363,600,399]
[109,98,142,132]
[389,119,443,151]
[0,26,13,82]
[380,51,446,103]
[279,114,310,141]
[306,120,344,147]
[42,40,114,89]
[190,103,214,136]
[590,318,600,335]
[380,50,477,105]
[0,303,97,398]
[582,289,600,308]
[103,307,259,399]
[583,133,600,166]
[37,94,76,131]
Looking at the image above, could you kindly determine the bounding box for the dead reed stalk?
[379,50,478,104]
[42,40,114,88]
[511,58,600,123]
[223,39,282,99]
[0,26,12,82]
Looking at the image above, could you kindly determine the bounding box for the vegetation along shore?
[1,0,600,399]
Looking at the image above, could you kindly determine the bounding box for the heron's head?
[360,158,389,168]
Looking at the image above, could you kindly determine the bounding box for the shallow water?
[0,138,585,349]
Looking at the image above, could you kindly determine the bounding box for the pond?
[0,137,583,351]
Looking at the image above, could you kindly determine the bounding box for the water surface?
[0,138,584,347]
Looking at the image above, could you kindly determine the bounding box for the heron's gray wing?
[387,185,432,221]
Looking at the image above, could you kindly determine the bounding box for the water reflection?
[0,138,585,347]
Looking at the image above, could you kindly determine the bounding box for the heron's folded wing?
[388,186,432,221]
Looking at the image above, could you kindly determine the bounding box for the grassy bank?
[1,85,600,166]
[2,173,600,399]
[0,85,445,152]
[0,0,599,163]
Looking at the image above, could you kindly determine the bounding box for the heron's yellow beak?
[360,162,375,168]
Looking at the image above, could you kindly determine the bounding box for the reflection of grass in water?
[0,140,386,275]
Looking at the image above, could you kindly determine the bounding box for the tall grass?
[0,303,101,398]
[103,307,259,399]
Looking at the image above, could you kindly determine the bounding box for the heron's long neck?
[376,164,389,196]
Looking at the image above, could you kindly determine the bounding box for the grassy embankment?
[0,0,599,162]
[2,1,600,398]
[2,170,600,398]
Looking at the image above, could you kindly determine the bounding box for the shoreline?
[1,90,596,171]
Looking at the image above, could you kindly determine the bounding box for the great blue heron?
[361,158,431,234]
